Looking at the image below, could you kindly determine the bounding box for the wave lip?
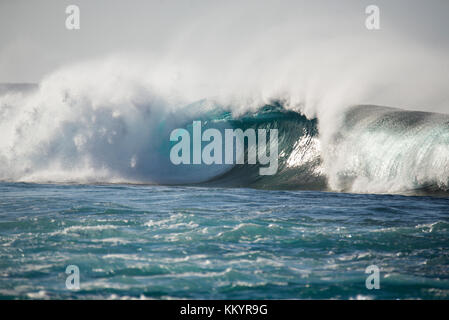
[200,104,326,190]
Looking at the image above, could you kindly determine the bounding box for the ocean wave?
[0,69,448,195]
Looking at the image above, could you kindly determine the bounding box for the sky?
[1,0,448,82]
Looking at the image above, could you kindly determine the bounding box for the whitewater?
[0,57,448,195]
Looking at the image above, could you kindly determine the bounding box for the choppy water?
[0,183,448,299]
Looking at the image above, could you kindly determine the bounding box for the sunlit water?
[0,183,448,299]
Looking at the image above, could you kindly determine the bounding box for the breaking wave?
[0,61,448,196]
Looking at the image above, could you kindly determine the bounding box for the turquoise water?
[0,182,448,299]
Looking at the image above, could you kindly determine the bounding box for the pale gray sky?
[0,0,449,83]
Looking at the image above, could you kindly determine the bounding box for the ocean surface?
[1,182,448,300]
